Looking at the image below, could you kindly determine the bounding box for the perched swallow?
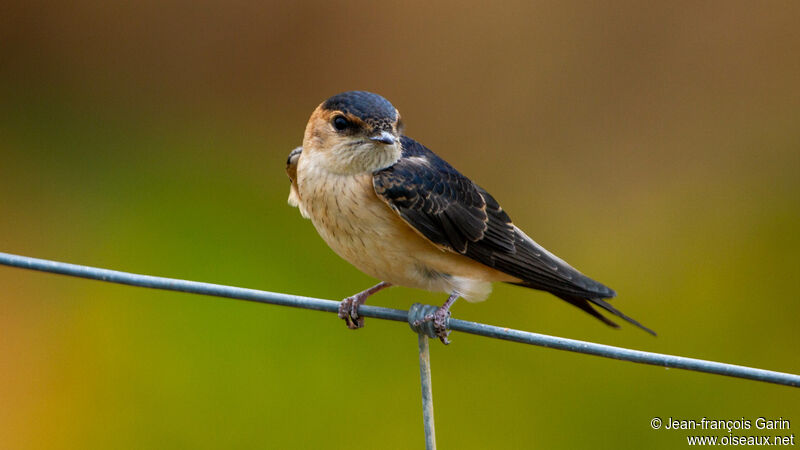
[287,91,654,343]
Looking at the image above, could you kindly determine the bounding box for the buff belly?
[295,167,517,302]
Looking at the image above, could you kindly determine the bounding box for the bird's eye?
[332,116,350,132]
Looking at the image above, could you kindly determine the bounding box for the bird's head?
[302,91,404,175]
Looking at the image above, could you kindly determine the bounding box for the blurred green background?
[2,1,799,448]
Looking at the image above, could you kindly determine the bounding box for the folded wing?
[373,137,654,334]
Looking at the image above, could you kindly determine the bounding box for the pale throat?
[304,140,402,175]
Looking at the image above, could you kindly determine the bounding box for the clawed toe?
[432,308,451,344]
[336,282,391,331]
[338,296,364,329]
[412,309,452,344]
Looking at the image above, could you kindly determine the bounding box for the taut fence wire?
[2,251,799,449]
[2,251,797,387]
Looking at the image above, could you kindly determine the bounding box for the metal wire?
[1,251,799,388]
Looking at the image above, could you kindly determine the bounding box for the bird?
[286,90,654,343]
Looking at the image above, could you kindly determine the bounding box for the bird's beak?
[369,131,397,145]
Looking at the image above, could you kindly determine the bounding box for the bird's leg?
[338,281,392,329]
[412,292,460,344]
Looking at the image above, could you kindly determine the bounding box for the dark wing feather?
[372,140,500,253]
[286,146,302,183]
[373,137,654,335]
[286,146,303,208]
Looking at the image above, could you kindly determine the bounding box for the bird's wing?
[373,136,611,297]
[286,146,303,209]
[373,137,510,253]
[373,137,656,334]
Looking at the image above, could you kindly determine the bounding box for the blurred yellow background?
[1,1,798,448]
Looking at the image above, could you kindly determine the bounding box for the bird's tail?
[554,293,657,336]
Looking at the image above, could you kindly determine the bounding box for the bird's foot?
[338,294,365,329]
[411,293,459,344]
[337,282,392,330]
[412,308,452,344]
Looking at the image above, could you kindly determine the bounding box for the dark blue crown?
[322,91,397,125]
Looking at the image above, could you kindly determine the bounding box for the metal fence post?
[417,333,437,450]
[409,302,443,449]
